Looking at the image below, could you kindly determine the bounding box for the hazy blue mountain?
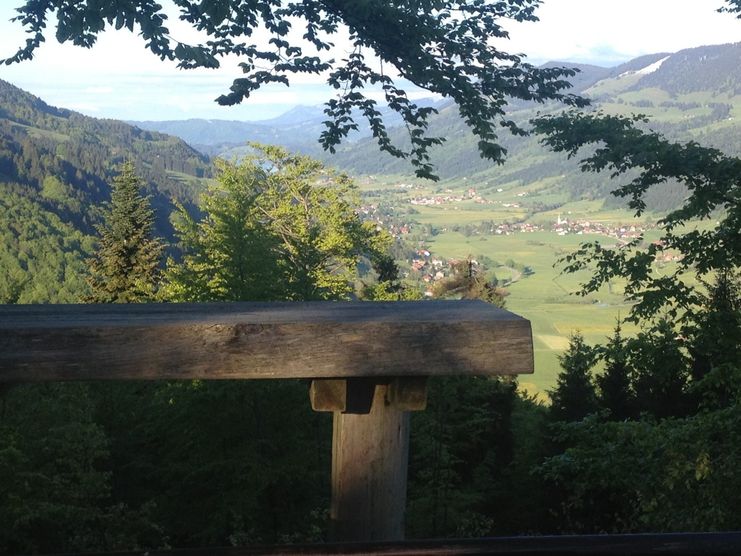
[131,97,450,158]
[257,105,327,126]
[129,117,325,157]
[539,62,612,93]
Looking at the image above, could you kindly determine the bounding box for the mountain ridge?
[0,78,211,302]
[130,43,741,175]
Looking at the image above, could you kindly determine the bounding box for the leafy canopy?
[720,0,741,16]
[163,145,373,302]
[532,110,741,322]
[3,0,586,179]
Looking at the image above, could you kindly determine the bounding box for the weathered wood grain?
[0,301,533,382]
[331,384,410,542]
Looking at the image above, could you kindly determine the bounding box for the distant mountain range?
[129,98,448,158]
[130,43,741,190]
[1,42,739,302]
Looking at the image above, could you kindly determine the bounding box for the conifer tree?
[688,269,741,410]
[86,161,163,302]
[631,319,689,419]
[549,333,598,422]
[597,322,635,421]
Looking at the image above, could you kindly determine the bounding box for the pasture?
[426,230,639,394]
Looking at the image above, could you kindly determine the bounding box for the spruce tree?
[688,269,741,409]
[86,161,163,302]
[549,333,599,422]
[631,319,689,419]
[597,322,636,421]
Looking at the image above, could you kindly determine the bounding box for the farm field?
[425,230,639,394]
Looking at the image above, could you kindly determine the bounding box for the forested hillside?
[0,79,211,302]
[132,44,741,214]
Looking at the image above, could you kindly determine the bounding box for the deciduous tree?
[3,0,587,179]
[532,111,741,323]
[164,146,373,301]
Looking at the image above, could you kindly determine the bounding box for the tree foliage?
[0,383,163,554]
[596,322,635,421]
[431,257,507,307]
[407,376,517,537]
[687,270,741,410]
[720,0,741,16]
[86,161,164,302]
[538,406,741,533]
[0,190,91,303]
[549,333,598,422]
[532,111,741,322]
[630,319,689,419]
[3,0,586,178]
[164,145,371,302]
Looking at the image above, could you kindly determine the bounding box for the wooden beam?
[310,378,428,413]
[330,384,410,542]
[387,377,428,411]
[0,301,533,382]
[78,531,741,555]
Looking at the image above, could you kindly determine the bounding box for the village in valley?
[358,182,662,293]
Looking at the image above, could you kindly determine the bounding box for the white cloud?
[64,102,102,113]
[501,0,739,65]
[0,1,738,119]
[83,86,114,95]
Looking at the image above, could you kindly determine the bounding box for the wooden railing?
[4,302,740,554]
[0,300,533,543]
[80,532,741,555]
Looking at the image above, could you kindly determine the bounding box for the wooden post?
[330,383,410,542]
[311,377,426,541]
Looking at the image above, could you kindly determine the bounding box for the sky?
[0,0,738,121]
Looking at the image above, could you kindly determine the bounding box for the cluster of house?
[359,203,412,238]
[650,240,684,263]
[409,187,493,206]
[492,222,542,234]
[552,215,649,238]
[409,249,451,288]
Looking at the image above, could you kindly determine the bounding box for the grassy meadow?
[425,229,638,395]
[353,68,741,394]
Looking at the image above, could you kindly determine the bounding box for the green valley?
[2,42,740,390]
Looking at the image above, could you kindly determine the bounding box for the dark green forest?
[1,0,741,551]
[1,134,740,553]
